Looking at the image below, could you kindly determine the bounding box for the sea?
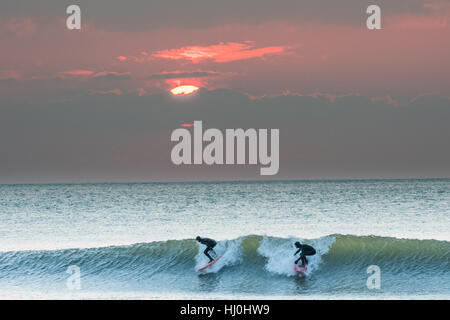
[0,179,449,299]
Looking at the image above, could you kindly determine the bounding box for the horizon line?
[0,176,449,186]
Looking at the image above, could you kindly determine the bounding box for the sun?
[170,85,199,96]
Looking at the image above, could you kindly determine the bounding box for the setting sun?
[170,85,199,96]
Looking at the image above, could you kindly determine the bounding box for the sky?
[0,0,449,183]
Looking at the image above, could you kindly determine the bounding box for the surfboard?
[294,263,307,274]
[198,256,222,271]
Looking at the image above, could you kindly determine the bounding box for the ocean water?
[0,179,449,299]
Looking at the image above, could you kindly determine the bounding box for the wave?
[1,234,448,296]
[1,234,448,275]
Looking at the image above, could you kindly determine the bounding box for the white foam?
[257,235,336,276]
[195,238,243,273]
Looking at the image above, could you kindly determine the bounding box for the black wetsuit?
[294,244,316,266]
[199,238,217,262]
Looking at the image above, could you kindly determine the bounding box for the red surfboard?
[198,256,222,271]
[294,263,307,274]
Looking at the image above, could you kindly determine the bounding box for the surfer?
[294,241,316,267]
[196,236,217,263]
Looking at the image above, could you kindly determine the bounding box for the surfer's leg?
[210,244,217,258]
[204,247,214,262]
[300,254,307,266]
[301,247,315,266]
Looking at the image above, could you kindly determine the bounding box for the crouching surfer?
[294,241,316,267]
[196,236,217,263]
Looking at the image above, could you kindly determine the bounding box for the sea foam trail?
[195,237,243,273]
[258,235,336,276]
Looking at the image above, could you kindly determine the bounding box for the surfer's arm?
[294,249,301,256]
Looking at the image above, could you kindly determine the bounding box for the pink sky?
[0,1,449,103]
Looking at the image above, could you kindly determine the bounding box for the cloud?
[148,71,221,80]
[57,71,131,82]
[92,72,131,80]
[60,70,95,77]
[153,42,289,63]
[0,70,23,80]
[3,17,37,36]
[371,95,400,107]
[88,88,123,95]
[423,0,450,11]
[386,14,450,29]
[385,0,450,29]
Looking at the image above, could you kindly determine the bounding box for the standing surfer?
[294,241,316,267]
[196,236,217,263]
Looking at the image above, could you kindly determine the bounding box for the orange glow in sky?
[154,42,288,63]
[170,85,199,95]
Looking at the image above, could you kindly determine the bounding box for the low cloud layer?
[0,89,449,183]
[148,71,221,80]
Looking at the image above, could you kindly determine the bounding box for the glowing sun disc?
[170,85,199,96]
